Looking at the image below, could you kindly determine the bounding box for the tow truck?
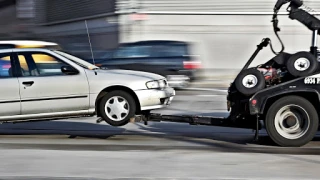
[100,0,320,147]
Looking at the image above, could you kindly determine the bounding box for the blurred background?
[2,2,320,178]
[1,0,320,88]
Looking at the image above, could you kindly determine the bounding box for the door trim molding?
[0,100,20,104]
[0,95,88,104]
[21,95,88,103]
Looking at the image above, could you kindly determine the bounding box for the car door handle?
[22,81,34,86]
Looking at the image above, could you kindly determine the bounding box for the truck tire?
[234,68,265,96]
[265,96,318,147]
[99,90,136,127]
[286,52,318,77]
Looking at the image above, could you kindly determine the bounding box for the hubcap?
[274,105,310,140]
[294,58,310,71]
[105,96,130,121]
[242,74,258,88]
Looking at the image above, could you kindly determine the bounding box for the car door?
[14,50,90,115]
[0,52,21,116]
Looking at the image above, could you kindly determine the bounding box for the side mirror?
[61,66,78,75]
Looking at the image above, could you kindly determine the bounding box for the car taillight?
[2,65,11,69]
[183,61,201,69]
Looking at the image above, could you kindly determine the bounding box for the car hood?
[95,69,165,81]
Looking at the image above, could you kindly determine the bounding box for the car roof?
[0,40,58,46]
[0,48,55,54]
[119,40,188,46]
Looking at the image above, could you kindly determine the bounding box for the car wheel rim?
[242,74,258,88]
[274,104,310,140]
[105,96,130,121]
[294,58,310,71]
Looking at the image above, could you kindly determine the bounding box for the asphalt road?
[0,88,320,179]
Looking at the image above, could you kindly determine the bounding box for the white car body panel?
[0,78,21,116]
[0,48,175,121]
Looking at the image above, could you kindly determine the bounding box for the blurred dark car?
[94,40,201,88]
[0,58,11,77]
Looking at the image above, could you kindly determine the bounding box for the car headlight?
[146,80,160,89]
[158,80,167,88]
[146,79,167,89]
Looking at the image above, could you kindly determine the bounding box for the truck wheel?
[265,96,318,147]
[234,68,265,96]
[286,52,318,77]
[99,91,136,127]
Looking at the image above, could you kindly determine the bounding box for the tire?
[265,96,319,147]
[99,90,136,127]
[286,51,318,77]
[234,68,265,96]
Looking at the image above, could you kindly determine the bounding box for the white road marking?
[195,95,220,97]
[182,87,228,92]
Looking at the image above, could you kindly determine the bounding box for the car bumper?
[135,87,176,111]
[166,75,190,88]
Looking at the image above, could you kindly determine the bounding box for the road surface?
[0,88,319,179]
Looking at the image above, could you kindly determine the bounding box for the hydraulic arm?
[273,0,320,57]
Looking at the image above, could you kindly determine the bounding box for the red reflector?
[252,100,257,105]
[183,61,202,69]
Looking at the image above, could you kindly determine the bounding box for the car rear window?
[114,46,150,58]
[151,44,188,57]
[113,43,188,58]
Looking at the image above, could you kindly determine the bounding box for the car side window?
[114,46,150,58]
[17,52,71,77]
[151,45,187,57]
[17,55,31,76]
[0,53,13,78]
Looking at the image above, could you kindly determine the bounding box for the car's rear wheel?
[100,91,136,126]
[265,96,318,147]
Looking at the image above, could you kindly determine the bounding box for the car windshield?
[54,50,100,70]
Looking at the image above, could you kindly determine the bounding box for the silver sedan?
[0,48,175,126]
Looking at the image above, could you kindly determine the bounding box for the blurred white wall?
[117,0,320,78]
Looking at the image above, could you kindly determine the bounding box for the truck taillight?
[183,61,201,69]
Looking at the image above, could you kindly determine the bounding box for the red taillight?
[183,61,201,69]
[2,65,11,69]
[251,100,257,106]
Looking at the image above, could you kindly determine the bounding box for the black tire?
[99,90,136,127]
[234,68,265,96]
[286,51,318,77]
[265,96,319,147]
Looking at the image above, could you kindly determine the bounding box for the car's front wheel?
[100,91,136,126]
